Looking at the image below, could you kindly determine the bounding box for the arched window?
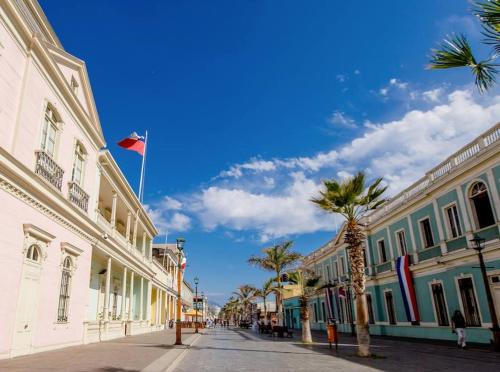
[26,244,41,262]
[469,182,495,229]
[71,141,87,185]
[41,104,61,158]
[57,257,73,322]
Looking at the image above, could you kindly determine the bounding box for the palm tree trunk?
[277,271,283,326]
[300,301,313,343]
[345,218,371,357]
[263,298,267,321]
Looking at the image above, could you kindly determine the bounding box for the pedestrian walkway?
[0,328,195,372]
[174,327,500,372]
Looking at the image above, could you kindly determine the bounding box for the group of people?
[214,318,231,327]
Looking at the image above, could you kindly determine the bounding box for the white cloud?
[196,172,338,241]
[422,88,443,103]
[389,78,408,89]
[336,74,347,83]
[354,69,360,75]
[328,111,357,128]
[379,88,389,96]
[196,89,500,239]
[145,197,191,233]
[218,158,276,178]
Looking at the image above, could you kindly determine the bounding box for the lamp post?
[469,234,500,351]
[175,237,185,346]
[194,276,199,333]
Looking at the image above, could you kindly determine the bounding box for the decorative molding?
[61,242,83,256]
[23,223,55,242]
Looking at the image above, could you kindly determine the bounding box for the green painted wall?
[369,228,390,264]
[388,217,411,257]
[409,203,440,252]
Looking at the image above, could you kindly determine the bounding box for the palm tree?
[429,1,500,93]
[232,285,255,322]
[287,268,320,343]
[311,171,387,357]
[252,278,278,322]
[248,241,302,325]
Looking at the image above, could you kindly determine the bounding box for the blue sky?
[41,0,500,305]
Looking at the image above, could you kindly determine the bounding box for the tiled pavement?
[0,328,195,372]
[174,327,500,372]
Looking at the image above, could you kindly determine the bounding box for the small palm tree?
[232,285,255,321]
[311,171,387,357]
[252,278,278,322]
[429,1,500,93]
[287,268,320,343]
[248,241,302,325]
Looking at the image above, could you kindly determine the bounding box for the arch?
[45,102,62,124]
[468,181,495,230]
[63,256,73,270]
[26,244,41,263]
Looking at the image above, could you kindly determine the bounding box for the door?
[490,275,500,323]
[12,258,41,356]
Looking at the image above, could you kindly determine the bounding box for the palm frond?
[475,0,500,53]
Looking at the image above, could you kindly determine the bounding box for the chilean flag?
[181,256,187,270]
[117,132,145,156]
[396,255,420,322]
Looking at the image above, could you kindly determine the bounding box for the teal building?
[284,123,500,344]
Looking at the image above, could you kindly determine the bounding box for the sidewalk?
[0,328,195,372]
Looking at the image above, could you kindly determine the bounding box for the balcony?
[35,150,64,190]
[68,181,89,212]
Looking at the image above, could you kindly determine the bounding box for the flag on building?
[396,255,420,322]
[181,256,187,270]
[324,287,334,320]
[117,132,145,156]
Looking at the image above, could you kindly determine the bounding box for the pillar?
[147,280,152,323]
[156,288,160,325]
[121,267,127,320]
[142,232,147,256]
[103,257,112,321]
[125,211,132,245]
[140,276,144,321]
[132,212,139,249]
[110,192,117,228]
[128,271,135,321]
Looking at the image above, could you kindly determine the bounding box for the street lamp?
[175,237,185,345]
[469,234,500,351]
[194,276,199,333]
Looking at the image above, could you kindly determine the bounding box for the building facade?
[285,123,500,344]
[0,0,184,358]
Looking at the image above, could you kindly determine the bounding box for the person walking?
[451,310,467,349]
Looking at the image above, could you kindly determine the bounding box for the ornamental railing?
[35,150,64,190]
[368,123,500,223]
[68,181,89,212]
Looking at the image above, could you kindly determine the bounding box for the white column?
[406,215,419,264]
[456,186,472,233]
[432,200,447,255]
[125,211,132,246]
[142,232,147,256]
[132,212,139,249]
[128,271,135,321]
[111,192,118,228]
[156,289,160,325]
[121,267,127,320]
[140,277,144,321]
[103,257,112,321]
[147,280,152,323]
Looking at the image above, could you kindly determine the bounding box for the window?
[57,257,72,322]
[431,283,449,326]
[377,240,387,262]
[326,265,331,281]
[366,293,375,324]
[445,204,462,239]
[313,303,318,322]
[396,230,408,256]
[419,218,435,248]
[339,256,346,276]
[363,247,368,267]
[469,182,495,229]
[321,302,326,322]
[26,244,41,262]
[41,105,59,157]
[333,261,338,278]
[71,143,86,185]
[458,277,481,327]
[385,291,396,325]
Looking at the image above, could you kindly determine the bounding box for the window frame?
[395,229,408,256]
[384,290,397,325]
[366,292,375,324]
[455,275,482,327]
[39,103,62,159]
[418,217,435,249]
[339,256,346,276]
[442,203,462,239]
[429,281,450,326]
[57,256,73,323]
[377,239,388,263]
[468,181,496,230]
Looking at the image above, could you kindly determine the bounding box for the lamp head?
[194,276,199,285]
[470,234,485,251]
[176,237,186,251]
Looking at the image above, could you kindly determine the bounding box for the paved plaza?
[1,327,500,371]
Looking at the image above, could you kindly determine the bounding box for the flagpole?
[138,130,148,203]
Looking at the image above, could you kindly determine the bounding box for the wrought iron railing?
[68,181,89,212]
[35,150,64,190]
